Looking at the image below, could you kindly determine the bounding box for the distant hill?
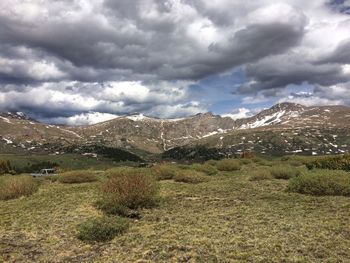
[1,103,349,159]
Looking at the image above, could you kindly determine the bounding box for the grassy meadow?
[1,156,350,262]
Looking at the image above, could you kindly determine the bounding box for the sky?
[0,0,350,125]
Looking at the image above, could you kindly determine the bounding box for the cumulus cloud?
[0,80,204,122]
[0,0,349,123]
[222,108,254,120]
[44,112,120,126]
[279,82,350,106]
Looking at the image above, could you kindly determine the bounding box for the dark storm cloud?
[0,0,349,123]
[0,0,307,85]
[238,54,350,94]
[155,21,307,80]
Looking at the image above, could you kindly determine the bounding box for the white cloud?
[46,112,120,125]
[146,101,206,119]
[0,80,204,121]
[247,3,306,28]
[222,108,254,120]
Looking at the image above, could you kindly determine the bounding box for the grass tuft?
[174,170,208,184]
[0,175,38,200]
[77,216,129,242]
[270,165,301,179]
[151,164,178,180]
[249,168,273,181]
[216,159,241,171]
[58,170,98,184]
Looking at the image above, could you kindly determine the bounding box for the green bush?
[77,216,129,242]
[249,169,273,181]
[306,154,350,171]
[0,160,13,175]
[0,175,38,200]
[216,159,241,172]
[151,164,178,180]
[191,163,218,176]
[270,165,301,179]
[287,170,350,196]
[174,170,208,184]
[100,168,158,215]
[58,170,98,184]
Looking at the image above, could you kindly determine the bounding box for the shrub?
[77,216,129,242]
[0,160,13,175]
[162,145,222,161]
[0,176,38,200]
[100,168,159,214]
[287,170,350,196]
[249,169,273,181]
[306,154,350,171]
[58,170,98,184]
[191,163,218,176]
[174,170,208,184]
[205,159,218,166]
[216,159,241,171]
[270,165,301,179]
[151,164,178,180]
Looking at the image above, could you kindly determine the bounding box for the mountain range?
[1,102,349,160]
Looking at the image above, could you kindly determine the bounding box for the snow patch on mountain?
[2,138,13,144]
[0,116,12,124]
[239,110,286,129]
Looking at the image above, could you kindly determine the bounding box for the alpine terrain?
[0,102,349,160]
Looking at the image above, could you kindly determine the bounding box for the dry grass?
[58,170,98,184]
[1,161,350,262]
[0,175,38,200]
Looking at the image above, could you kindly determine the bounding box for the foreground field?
[1,163,350,263]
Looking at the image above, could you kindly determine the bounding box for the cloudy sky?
[0,0,350,124]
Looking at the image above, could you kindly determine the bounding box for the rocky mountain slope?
[1,102,349,158]
[174,103,350,158]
